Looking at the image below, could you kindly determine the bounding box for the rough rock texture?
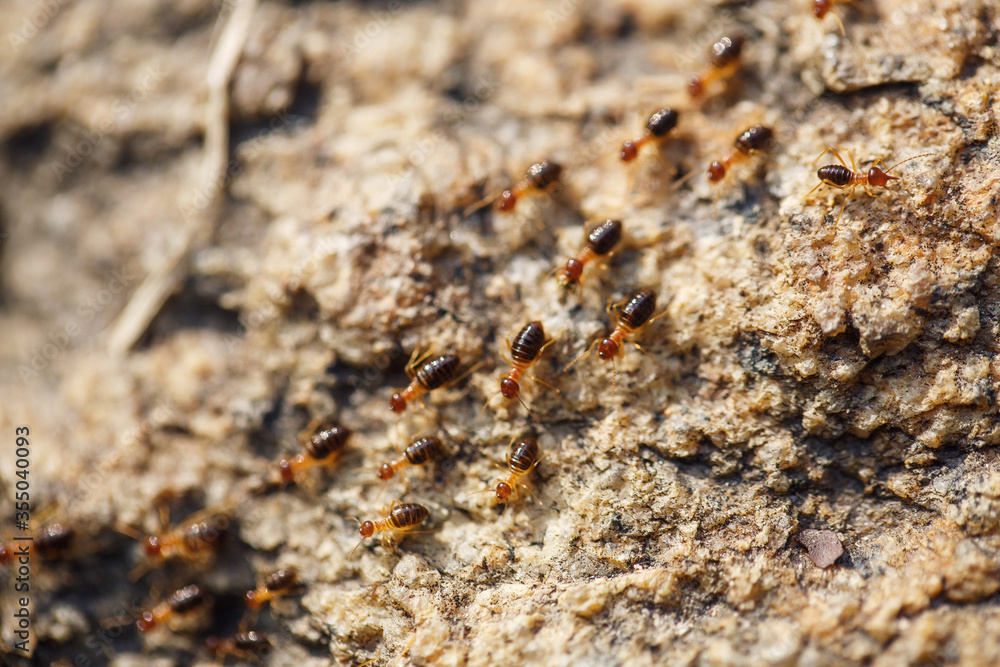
[1,0,999,665]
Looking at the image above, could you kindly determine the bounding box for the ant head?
[377,463,395,481]
[598,338,619,360]
[278,459,294,484]
[496,482,513,501]
[389,393,407,413]
[814,0,831,18]
[495,190,516,212]
[136,612,157,633]
[561,259,584,286]
[142,535,162,558]
[500,377,520,399]
[245,590,262,610]
[688,76,704,99]
[359,521,375,538]
[0,544,10,567]
[708,161,726,182]
[619,140,638,162]
[867,166,897,188]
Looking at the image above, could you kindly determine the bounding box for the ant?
[689,35,745,100]
[136,584,208,633]
[481,321,561,416]
[804,148,934,224]
[389,349,465,413]
[278,421,351,485]
[351,500,430,556]
[377,435,447,481]
[566,290,663,395]
[0,522,76,566]
[116,504,230,579]
[465,160,564,215]
[245,568,299,610]
[205,631,272,664]
[619,109,679,162]
[485,436,542,506]
[556,219,623,291]
[708,125,774,184]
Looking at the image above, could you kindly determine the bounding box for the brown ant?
[619,109,679,162]
[556,219,623,291]
[116,504,231,579]
[205,631,272,664]
[804,148,935,224]
[480,321,561,416]
[689,35,745,100]
[0,522,76,566]
[464,160,564,215]
[278,421,351,485]
[245,568,299,610]
[566,290,663,395]
[484,436,542,506]
[377,435,447,482]
[708,125,774,184]
[351,500,430,556]
[136,584,208,633]
[389,349,465,413]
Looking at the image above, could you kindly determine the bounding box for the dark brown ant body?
[205,631,272,663]
[136,584,206,633]
[496,161,563,212]
[495,437,542,503]
[245,568,299,609]
[389,351,462,413]
[619,109,679,162]
[689,35,745,99]
[465,161,564,215]
[117,506,230,579]
[279,424,351,484]
[805,148,934,223]
[558,219,623,290]
[708,125,774,183]
[482,321,560,415]
[352,500,430,554]
[567,290,661,393]
[377,436,446,481]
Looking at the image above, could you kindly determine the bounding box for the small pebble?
[798,529,843,569]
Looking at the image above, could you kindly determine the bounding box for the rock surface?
[0,0,999,665]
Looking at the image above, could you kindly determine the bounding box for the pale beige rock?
[0,0,999,666]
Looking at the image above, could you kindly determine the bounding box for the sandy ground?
[0,0,999,665]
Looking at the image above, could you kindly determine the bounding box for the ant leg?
[526,374,564,397]
[648,307,670,325]
[477,390,501,422]
[802,181,826,203]
[813,147,849,168]
[564,338,601,372]
[830,9,846,36]
[610,357,618,397]
[833,189,853,225]
[846,149,858,175]
[630,341,654,359]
